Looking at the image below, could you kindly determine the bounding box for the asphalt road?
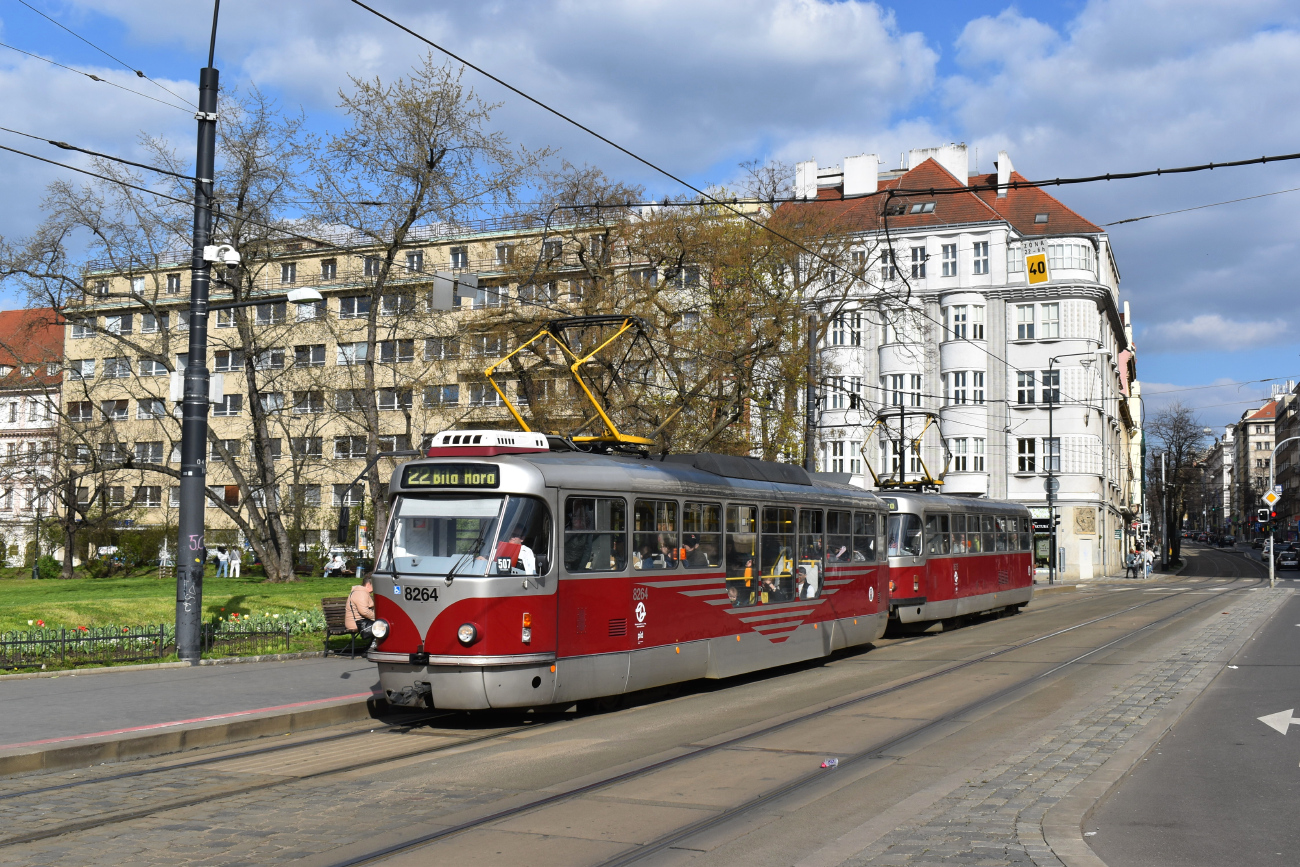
[1089,564,1300,866]
[0,656,380,747]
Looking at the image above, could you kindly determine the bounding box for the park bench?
[321,596,361,658]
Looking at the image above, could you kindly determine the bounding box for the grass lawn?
[0,566,360,633]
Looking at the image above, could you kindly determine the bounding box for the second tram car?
[882,491,1034,624]
[367,431,892,710]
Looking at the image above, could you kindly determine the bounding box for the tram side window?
[888,513,923,557]
[966,515,982,553]
[952,514,967,554]
[995,515,1009,552]
[683,502,721,568]
[937,514,951,553]
[564,497,627,572]
[492,497,552,575]
[725,505,758,607]
[796,509,824,599]
[633,499,679,571]
[827,510,853,562]
[852,511,877,561]
[981,515,996,553]
[924,514,951,555]
[761,507,796,602]
[1019,516,1032,551]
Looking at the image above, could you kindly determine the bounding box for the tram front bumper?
[371,651,558,710]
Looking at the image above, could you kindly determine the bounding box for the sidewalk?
[0,655,381,753]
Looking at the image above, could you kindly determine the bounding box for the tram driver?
[495,526,536,575]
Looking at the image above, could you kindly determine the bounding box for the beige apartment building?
[62,215,590,561]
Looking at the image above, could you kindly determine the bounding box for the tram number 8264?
[403,586,440,603]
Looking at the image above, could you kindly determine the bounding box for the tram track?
[322,569,1264,867]
[0,557,1254,856]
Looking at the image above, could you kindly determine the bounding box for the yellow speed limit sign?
[1023,240,1050,285]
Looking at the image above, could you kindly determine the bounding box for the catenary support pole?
[804,312,817,472]
[1160,451,1167,569]
[175,3,220,665]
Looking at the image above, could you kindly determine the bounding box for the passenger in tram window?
[852,512,876,561]
[682,534,709,567]
[725,505,758,603]
[684,502,722,568]
[995,516,1010,552]
[951,515,967,554]
[924,514,941,555]
[981,515,996,553]
[965,515,981,553]
[827,511,853,562]
[633,499,677,570]
[938,515,951,554]
[564,497,627,572]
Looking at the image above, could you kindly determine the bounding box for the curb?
[1041,586,1292,866]
[0,693,383,779]
[0,650,337,681]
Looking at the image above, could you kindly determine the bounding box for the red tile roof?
[0,308,63,388]
[1247,400,1277,421]
[777,158,1101,237]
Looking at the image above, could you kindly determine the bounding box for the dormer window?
[909,202,936,214]
[1034,213,1049,223]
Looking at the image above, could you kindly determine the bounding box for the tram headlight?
[457,623,479,646]
[371,619,389,640]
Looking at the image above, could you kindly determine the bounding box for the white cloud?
[1141,314,1289,352]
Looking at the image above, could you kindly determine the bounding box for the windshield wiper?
[443,526,491,586]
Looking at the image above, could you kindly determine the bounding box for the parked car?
[1277,549,1299,570]
[1252,539,1265,549]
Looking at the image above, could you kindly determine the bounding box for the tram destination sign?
[402,463,500,489]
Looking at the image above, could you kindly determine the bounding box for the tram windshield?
[378,495,551,577]
[887,513,923,557]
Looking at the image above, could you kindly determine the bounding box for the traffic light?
[1258,508,1270,523]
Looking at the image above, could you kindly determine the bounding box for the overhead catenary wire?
[0,40,191,112]
[15,0,197,109]
[0,125,194,181]
[1103,186,1300,226]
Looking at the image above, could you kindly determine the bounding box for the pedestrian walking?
[1142,548,1154,577]
[229,547,242,578]
[1124,550,1138,579]
[215,547,228,578]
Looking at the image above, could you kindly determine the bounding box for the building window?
[99,442,126,462]
[1016,304,1035,339]
[293,391,324,414]
[829,441,846,473]
[215,309,236,328]
[334,436,367,459]
[70,318,94,339]
[377,388,412,410]
[291,436,323,457]
[294,344,325,367]
[105,486,125,508]
[134,441,164,463]
[166,273,182,293]
[910,247,926,279]
[1041,369,1060,404]
[972,371,985,405]
[293,484,321,507]
[259,392,284,413]
[100,400,128,421]
[1040,302,1060,339]
[1044,437,1061,473]
[69,359,95,379]
[253,348,285,370]
[105,314,133,335]
[256,302,287,325]
[139,358,168,377]
[336,342,368,365]
[424,384,459,407]
[214,350,243,372]
[296,300,325,321]
[450,246,468,269]
[973,241,989,275]
[886,374,904,407]
[849,440,862,474]
[880,249,897,280]
[334,484,365,507]
[405,250,423,273]
[378,339,415,363]
[1017,371,1036,405]
[1017,438,1036,473]
[947,371,967,405]
[471,285,505,309]
[212,395,243,417]
[945,305,967,340]
[950,438,968,472]
[941,244,957,277]
[140,313,163,333]
[68,401,93,422]
[335,389,367,412]
[280,262,297,284]
[137,398,166,419]
[971,305,985,340]
[468,383,504,407]
[339,296,371,319]
[909,374,923,407]
[102,357,131,379]
[320,259,337,280]
[424,336,459,361]
[130,276,145,294]
[495,243,515,266]
[973,438,985,472]
[363,256,381,277]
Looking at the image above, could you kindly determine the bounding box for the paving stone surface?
[839,587,1286,867]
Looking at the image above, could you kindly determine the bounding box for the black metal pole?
[176,5,220,665]
[1048,360,1056,585]
[804,312,817,472]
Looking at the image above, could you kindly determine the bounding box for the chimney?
[795,160,818,200]
[907,144,968,184]
[843,154,879,197]
[996,150,1014,198]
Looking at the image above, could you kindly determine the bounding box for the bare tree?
[1146,401,1208,565]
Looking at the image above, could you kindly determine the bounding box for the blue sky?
[1,0,1299,428]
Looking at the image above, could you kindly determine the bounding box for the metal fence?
[0,623,294,670]
[0,625,170,670]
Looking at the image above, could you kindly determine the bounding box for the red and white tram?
[367,431,892,710]
[882,491,1034,625]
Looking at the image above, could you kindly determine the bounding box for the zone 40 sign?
[1024,240,1050,285]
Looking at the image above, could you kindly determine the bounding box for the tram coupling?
[387,681,432,708]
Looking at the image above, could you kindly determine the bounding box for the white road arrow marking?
[1257,709,1300,735]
